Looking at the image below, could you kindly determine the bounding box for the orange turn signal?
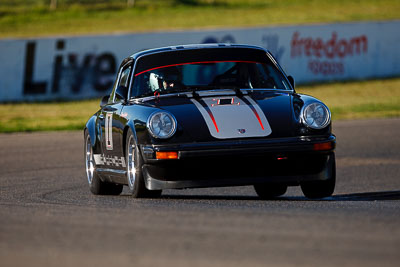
[313,142,333,151]
[156,151,179,159]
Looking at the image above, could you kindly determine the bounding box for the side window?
[112,65,132,103]
[119,67,131,88]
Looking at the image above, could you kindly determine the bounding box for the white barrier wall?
[0,20,399,102]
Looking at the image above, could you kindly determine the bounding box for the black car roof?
[128,43,269,61]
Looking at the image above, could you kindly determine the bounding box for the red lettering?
[336,39,348,58]
[325,32,337,59]
[290,31,368,59]
[304,38,313,57]
[312,38,323,58]
[291,31,301,57]
[350,35,368,54]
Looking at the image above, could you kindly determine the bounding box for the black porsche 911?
[84,44,336,199]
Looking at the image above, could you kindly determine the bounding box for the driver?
[149,66,182,92]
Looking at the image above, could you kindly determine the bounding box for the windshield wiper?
[137,86,245,100]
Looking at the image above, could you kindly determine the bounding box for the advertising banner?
[0,20,399,102]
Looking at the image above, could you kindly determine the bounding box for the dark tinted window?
[131,48,290,98]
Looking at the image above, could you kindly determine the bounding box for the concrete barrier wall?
[1,20,399,102]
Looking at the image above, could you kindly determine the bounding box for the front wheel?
[301,153,336,199]
[84,131,123,195]
[125,129,162,198]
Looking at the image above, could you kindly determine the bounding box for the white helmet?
[149,72,162,92]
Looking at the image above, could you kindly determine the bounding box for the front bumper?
[140,135,336,190]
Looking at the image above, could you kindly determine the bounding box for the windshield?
[131,48,291,98]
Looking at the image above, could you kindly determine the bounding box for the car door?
[100,62,132,170]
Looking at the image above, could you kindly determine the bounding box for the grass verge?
[0,99,99,133]
[297,78,400,120]
[1,78,399,133]
[0,0,399,38]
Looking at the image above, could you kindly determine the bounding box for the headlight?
[302,102,331,129]
[147,111,177,139]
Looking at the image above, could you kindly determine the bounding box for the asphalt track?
[1,118,399,267]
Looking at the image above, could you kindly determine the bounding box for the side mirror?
[100,95,109,108]
[287,75,295,89]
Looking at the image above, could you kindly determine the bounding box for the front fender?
[85,115,100,151]
[294,94,332,135]
[125,120,139,145]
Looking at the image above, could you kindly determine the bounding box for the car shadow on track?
[325,190,400,201]
[161,190,400,201]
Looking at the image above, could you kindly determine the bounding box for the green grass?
[0,99,99,132]
[296,78,400,120]
[0,0,399,38]
[1,78,399,133]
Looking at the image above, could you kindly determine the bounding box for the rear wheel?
[301,153,336,199]
[84,131,123,195]
[126,129,162,198]
[254,184,287,199]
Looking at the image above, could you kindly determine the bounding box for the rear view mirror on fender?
[100,95,109,108]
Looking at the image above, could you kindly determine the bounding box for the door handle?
[103,106,117,112]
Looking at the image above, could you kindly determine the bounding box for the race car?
[84,44,336,199]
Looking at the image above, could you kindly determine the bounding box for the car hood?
[140,90,295,142]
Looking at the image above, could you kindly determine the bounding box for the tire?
[84,130,123,195]
[301,153,336,199]
[125,129,162,198]
[254,184,287,199]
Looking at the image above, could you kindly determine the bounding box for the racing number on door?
[105,112,113,150]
